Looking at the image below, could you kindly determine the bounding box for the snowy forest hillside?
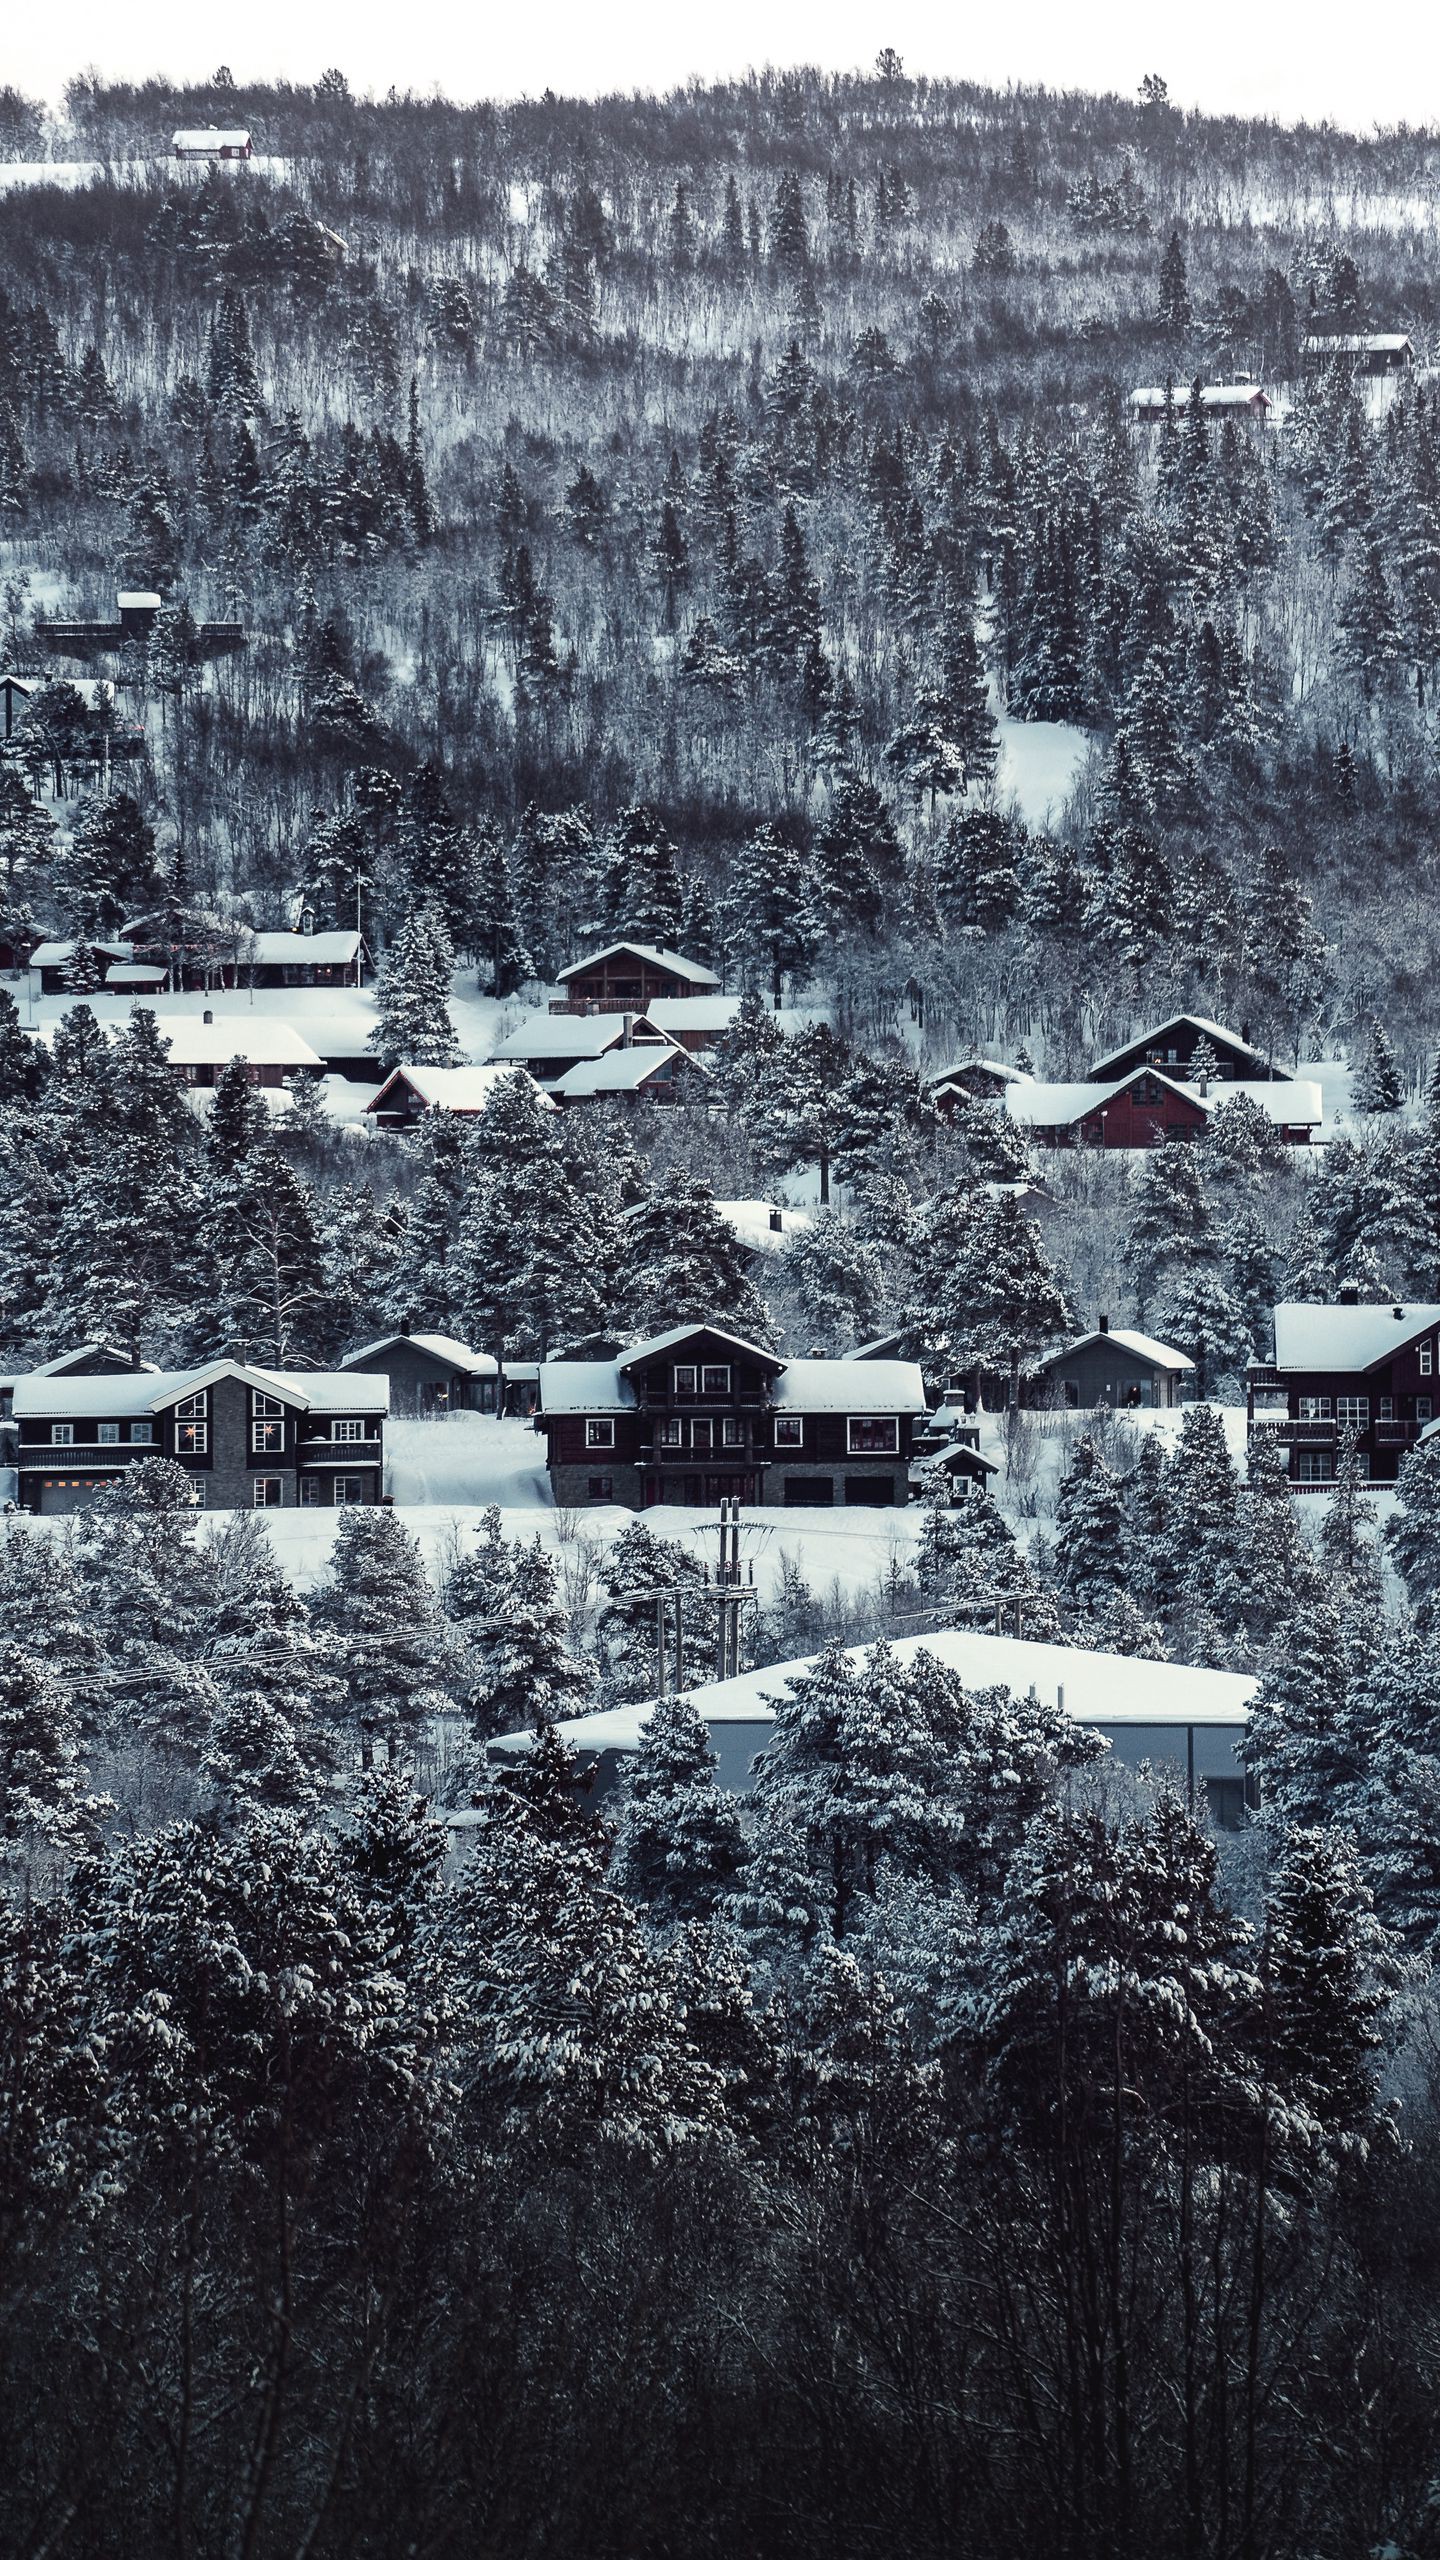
[10,58,1440,2560]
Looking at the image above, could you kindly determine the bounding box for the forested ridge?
[6,57,1440,2558]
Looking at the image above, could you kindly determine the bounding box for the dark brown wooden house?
[1248,1298,1440,1485]
[551,943,721,1014]
[1087,1015,1288,1084]
[538,1324,927,1509]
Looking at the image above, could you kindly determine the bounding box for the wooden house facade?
[551,943,721,1014]
[538,1325,927,1510]
[13,1359,387,1515]
[1248,1299,1440,1485]
[340,1330,499,1415]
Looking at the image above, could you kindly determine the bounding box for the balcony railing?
[297,1438,383,1466]
[1248,1418,1336,1445]
[1375,1421,1420,1447]
[18,1443,134,1467]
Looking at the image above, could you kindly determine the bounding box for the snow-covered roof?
[1007,1072,1321,1129]
[2,673,115,708]
[490,1627,1257,1755]
[618,1324,784,1372]
[1271,1301,1440,1373]
[912,1440,1000,1475]
[29,938,131,969]
[644,996,821,1035]
[1088,1014,1279,1078]
[551,1048,698,1096]
[771,1358,928,1416]
[341,1332,498,1376]
[149,1017,325,1069]
[14,1359,389,1419]
[556,943,721,989]
[106,964,168,986]
[115,590,162,609]
[490,1012,662,1062]
[1303,333,1413,354]
[1132,384,1269,410]
[536,1360,637,1416]
[367,1064,552,1113]
[928,1055,1030,1087]
[1034,1327,1195,1374]
[30,1342,157,1378]
[172,129,251,149]
[241,930,363,967]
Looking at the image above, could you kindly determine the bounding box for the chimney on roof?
[299,904,315,936]
[1394,1305,1406,1320]
[809,1346,827,1359]
[1098,1313,1110,1333]
[203,1008,213,1025]
[621,1012,634,1048]
[1241,1022,1253,1045]
[399,1315,412,1336]
[769,1208,783,1233]
[1339,1283,1359,1305]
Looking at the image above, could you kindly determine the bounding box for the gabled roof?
[1271,1301,1440,1373]
[150,1017,325,1069]
[491,1010,671,1063]
[556,943,722,989]
[550,1047,701,1096]
[618,1323,785,1373]
[172,129,251,148]
[1007,1071,1321,1130]
[29,937,132,969]
[1087,1014,1283,1080]
[31,1341,157,1378]
[341,1332,498,1377]
[13,1358,389,1419]
[116,591,162,609]
[928,1055,1031,1088]
[1034,1327,1195,1374]
[913,1441,1000,1476]
[366,1064,553,1114]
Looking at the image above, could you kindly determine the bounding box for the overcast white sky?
[7,0,1437,133]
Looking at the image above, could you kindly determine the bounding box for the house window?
[50,1424,74,1446]
[586,1418,615,1449]
[1379,1397,1395,1421]
[658,1417,683,1447]
[176,1422,208,1455]
[722,1417,744,1448]
[97,1422,120,1445]
[691,1418,712,1452]
[1423,1343,1434,1377]
[331,1418,367,1442]
[174,1391,208,1417]
[333,1477,365,1505]
[251,1391,285,1418]
[701,1364,731,1395]
[587,1474,613,1502]
[847,1417,899,1455]
[1420,1398,1434,1423]
[186,1476,207,1507]
[1336,1397,1369,1431]
[1298,1396,1332,1421]
[130,1422,153,1443]
[252,1419,285,1455]
[300,1475,323,1507]
[1295,1451,1334,1482]
[775,1416,804,1449]
[673,1364,698,1397]
[253,1477,283,1507]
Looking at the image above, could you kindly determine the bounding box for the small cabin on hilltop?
[173,128,253,160]
[1029,1320,1194,1410]
[1132,383,1271,423]
[1303,333,1414,375]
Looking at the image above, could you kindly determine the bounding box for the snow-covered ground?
[0,156,293,193]
[993,711,1091,828]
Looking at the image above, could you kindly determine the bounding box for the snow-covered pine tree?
[1350,1017,1404,1115]
[373,902,465,1070]
[311,1505,455,1766]
[610,1691,748,1927]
